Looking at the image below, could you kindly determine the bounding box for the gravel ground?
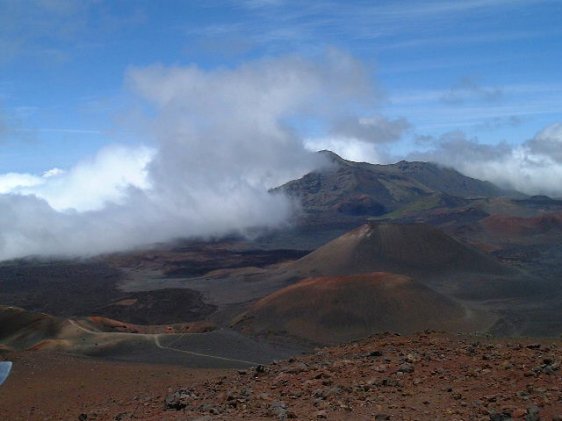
[1,332,560,420]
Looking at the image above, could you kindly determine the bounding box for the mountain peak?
[317,149,348,165]
[278,151,506,220]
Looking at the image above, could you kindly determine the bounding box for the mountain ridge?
[277,151,510,220]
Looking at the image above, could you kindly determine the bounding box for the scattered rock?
[378,377,402,387]
[267,401,288,420]
[405,353,419,363]
[489,412,512,421]
[315,409,328,418]
[165,389,196,411]
[527,344,541,350]
[525,406,540,421]
[397,363,415,373]
[512,408,527,418]
[284,362,308,374]
[62,332,561,420]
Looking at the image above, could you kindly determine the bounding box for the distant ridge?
[277,151,506,219]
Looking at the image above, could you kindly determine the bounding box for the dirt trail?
[68,319,258,365]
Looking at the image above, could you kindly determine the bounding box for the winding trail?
[67,319,99,335]
[68,319,259,366]
[152,335,259,365]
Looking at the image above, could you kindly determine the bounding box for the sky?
[0,0,561,259]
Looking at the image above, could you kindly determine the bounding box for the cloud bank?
[0,145,154,212]
[3,49,561,261]
[410,123,562,198]
[0,52,373,260]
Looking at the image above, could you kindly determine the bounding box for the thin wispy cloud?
[192,0,547,54]
[0,0,144,64]
[15,128,102,135]
[379,30,557,50]
[240,0,286,9]
[441,77,503,105]
[387,82,562,133]
[474,116,524,131]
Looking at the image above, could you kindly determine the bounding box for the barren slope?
[292,222,510,277]
[279,222,536,303]
[0,306,63,351]
[278,151,504,217]
[53,332,562,421]
[235,272,489,344]
[481,212,562,242]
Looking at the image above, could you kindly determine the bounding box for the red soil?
[55,332,562,420]
[0,351,228,421]
[235,272,484,344]
[482,213,562,239]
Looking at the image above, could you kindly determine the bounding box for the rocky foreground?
[87,332,561,420]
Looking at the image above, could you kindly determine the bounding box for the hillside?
[481,212,562,241]
[281,222,541,302]
[0,306,62,351]
[277,151,505,219]
[27,332,559,421]
[234,272,488,344]
[291,222,509,276]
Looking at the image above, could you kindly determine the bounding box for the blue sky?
[1,0,562,259]
[1,0,561,173]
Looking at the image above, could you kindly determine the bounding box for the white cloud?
[0,51,375,260]
[0,145,153,212]
[409,123,562,198]
[42,167,65,178]
[303,111,410,164]
[0,172,44,194]
[526,123,562,163]
[26,145,154,212]
[126,50,371,191]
